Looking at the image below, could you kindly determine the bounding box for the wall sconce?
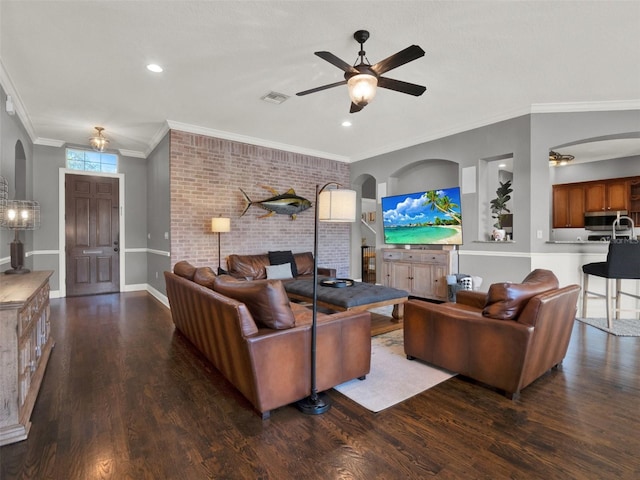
[211,216,231,274]
[89,126,109,152]
[1,200,41,274]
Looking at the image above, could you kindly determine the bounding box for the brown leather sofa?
[404,269,580,398]
[226,251,336,280]
[165,261,371,418]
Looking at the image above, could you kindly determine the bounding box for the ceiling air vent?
[261,91,289,104]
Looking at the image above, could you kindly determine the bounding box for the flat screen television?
[381,187,463,245]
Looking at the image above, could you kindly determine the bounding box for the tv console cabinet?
[382,248,458,302]
[0,270,54,446]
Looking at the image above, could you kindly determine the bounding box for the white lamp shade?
[347,74,378,106]
[318,189,357,222]
[211,217,231,233]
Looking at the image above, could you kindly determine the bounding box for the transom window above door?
[66,148,118,173]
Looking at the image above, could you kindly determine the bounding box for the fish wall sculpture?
[240,186,311,220]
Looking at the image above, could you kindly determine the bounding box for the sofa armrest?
[318,267,337,277]
[244,310,371,413]
[456,290,487,309]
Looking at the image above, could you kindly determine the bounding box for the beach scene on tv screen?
[382,187,462,245]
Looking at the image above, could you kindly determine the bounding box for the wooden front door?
[65,174,120,296]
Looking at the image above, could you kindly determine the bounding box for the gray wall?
[146,132,171,294]
[30,144,148,292]
[0,84,36,272]
[350,110,640,288]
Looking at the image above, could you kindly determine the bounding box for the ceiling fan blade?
[350,102,365,114]
[315,51,359,73]
[296,80,347,96]
[377,77,426,96]
[371,45,425,75]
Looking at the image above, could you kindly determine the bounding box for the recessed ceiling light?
[498,163,506,168]
[146,64,163,73]
[341,121,352,127]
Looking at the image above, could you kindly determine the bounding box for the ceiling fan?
[296,30,426,113]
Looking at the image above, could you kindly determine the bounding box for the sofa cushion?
[227,254,270,280]
[269,250,298,277]
[193,266,216,289]
[174,261,197,280]
[482,269,559,320]
[265,263,294,280]
[213,275,296,329]
[293,252,314,276]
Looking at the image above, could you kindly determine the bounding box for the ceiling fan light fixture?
[89,126,109,152]
[347,74,377,107]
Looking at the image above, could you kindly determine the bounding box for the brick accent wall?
[169,130,352,276]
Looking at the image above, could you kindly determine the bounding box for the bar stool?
[582,223,640,328]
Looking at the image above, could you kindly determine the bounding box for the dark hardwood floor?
[1,292,639,479]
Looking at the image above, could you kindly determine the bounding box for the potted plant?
[490,180,512,241]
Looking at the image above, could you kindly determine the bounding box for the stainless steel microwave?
[584,211,629,231]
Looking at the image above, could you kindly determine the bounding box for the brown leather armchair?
[404,270,580,398]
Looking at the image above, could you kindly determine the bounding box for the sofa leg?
[406,355,415,360]
[552,361,563,370]
[504,390,520,401]
[261,410,271,420]
[358,375,366,381]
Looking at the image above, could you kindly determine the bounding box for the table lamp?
[1,200,41,274]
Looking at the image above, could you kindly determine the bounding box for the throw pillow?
[174,261,197,280]
[212,276,295,329]
[193,266,216,289]
[269,250,298,277]
[265,263,293,280]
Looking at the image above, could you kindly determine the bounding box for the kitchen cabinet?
[584,180,629,212]
[553,184,585,228]
[382,248,457,301]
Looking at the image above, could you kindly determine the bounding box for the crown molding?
[165,120,350,163]
[118,149,147,159]
[531,99,640,113]
[34,137,65,147]
[0,58,38,142]
[144,122,171,158]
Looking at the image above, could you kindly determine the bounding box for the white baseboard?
[49,283,169,308]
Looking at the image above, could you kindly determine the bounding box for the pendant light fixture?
[89,126,109,152]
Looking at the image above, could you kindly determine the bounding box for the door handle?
[114,248,119,252]
[82,250,102,254]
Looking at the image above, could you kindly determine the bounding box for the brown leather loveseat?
[165,261,371,418]
[404,269,580,398]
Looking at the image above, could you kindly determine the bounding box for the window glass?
[66,148,118,173]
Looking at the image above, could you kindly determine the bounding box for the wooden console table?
[382,248,458,302]
[0,270,54,446]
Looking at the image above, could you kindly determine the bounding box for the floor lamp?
[297,182,357,415]
[211,216,231,274]
[1,200,41,274]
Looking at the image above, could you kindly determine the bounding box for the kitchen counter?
[547,240,611,244]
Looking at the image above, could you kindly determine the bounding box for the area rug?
[333,329,455,412]
[576,317,640,337]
